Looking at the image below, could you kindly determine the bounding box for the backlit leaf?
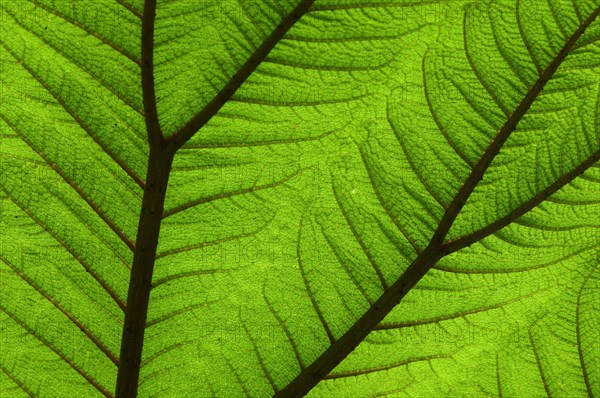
[0,0,598,397]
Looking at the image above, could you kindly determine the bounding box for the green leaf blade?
[310,166,600,397]
[1,1,598,397]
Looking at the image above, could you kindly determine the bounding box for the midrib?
[114,1,600,397]
[114,1,316,397]
[275,4,600,397]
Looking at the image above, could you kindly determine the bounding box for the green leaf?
[309,165,600,397]
[0,0,598,397]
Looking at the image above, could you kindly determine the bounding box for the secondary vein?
[275,5,600,397]
[115,1,316,397]
[167,0,316,149]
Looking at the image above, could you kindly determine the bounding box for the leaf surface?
[0,0,598,397]
[309,165,600,397]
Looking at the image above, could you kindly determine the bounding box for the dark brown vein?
[167,0,316,149]
[572,34,600,51]
[463,7,510,116]
[529,324,553,397]
[135,362,186,390]
[162,169,300,218]
[116,136,174,398]
[3,6,144,116]
[140,0,162,147]
[375,287,547,330]
[0,364,35,398]
[355,142,421,254]
[317,223,376,306]
[262,283,307,370]
[285,27,426,43]
[264,56,393,72]
[116,0,144,20]
[118,118,172,392]
[571,0,583,21]
[225,360,252,398]
[181,127,337,149]
[401,181,441,226]
[3,190,126,311]
[387,104,448,210]
[546,0,569,39]
[155,216,273,260]
[230,95,368,108]
[516,0,543,74]
[151,266,244,288]
[330,176,389,289]
[275,6,600,396]
[435,244,596,275]
[547,196,600,206]
[596,81,600,147]
[239,309,279,393]
[488,7,531,88]
[576,266,596,398]
[297,211,336,344]
[28,0,141,65]
[447,74,503,129]
[0,255,119,366]
[442,150,600,255]
[496,353,503,398]
[368,386,410,398]
[145,299,220,328]
[325,355,450,379]
[0,306,114,397]
[0,113,136,252]
[116,3,171,396]
[45,183,134,271]
[139,341,185,368]
[115,1,314,396]
[0,40,146,189]
[333,284,361,322]
[235,0,267,41]
[310,1,444,12]
[515,217,599,232]
[542,19,559,55]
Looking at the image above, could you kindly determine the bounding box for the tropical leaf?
[0,0,598,397]
[309,165,600,397]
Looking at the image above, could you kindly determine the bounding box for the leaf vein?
[0,255,119,366]
[26,0,141,65]
[2,190,126,311]
[0,305,114,398]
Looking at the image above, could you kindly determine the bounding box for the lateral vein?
[167,0,316,149]
[275,5,600,396]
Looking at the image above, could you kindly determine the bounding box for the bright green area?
[310,165,600,397]
[0,0,598,397]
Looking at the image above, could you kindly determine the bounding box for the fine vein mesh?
[144,0,599,396]
[144,2,462,396]
[310,164,600,397]
[153,0,301,136]
[0,1,143,396]
[0,0,598,397]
